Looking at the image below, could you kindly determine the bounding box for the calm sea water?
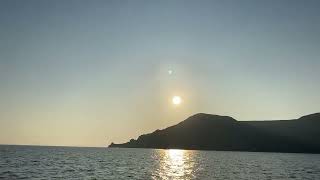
[1,145,320,179]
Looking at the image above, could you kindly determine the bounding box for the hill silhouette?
[109,113,320,153]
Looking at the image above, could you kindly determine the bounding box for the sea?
[0,145,320,179]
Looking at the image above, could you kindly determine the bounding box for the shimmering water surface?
[1,145,320,179]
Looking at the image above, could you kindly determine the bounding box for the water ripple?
[1,145,320,179]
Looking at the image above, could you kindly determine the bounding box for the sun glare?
[156,149,194,179]
[172,96,182,105]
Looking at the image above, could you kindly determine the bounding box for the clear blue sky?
[1,0,320,146]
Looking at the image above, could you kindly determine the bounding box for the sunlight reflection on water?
[2,146,320,179]
[153,149,196,180]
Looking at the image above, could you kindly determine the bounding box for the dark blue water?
[1,145,320,179]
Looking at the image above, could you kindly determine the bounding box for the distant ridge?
[299,113,320,120]
[109,113,320,153]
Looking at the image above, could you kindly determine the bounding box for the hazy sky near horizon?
[1,0,320,146]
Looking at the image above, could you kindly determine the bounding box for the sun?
[172,96,182,105]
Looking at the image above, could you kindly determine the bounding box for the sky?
[1,0,320,147]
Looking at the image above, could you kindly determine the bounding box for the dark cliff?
[109,113,320,153]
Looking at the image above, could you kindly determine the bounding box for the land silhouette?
[109,113,320,153]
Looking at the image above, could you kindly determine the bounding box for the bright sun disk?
[172,96,182,105]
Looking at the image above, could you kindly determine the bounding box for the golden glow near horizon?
[172,96,182,105]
